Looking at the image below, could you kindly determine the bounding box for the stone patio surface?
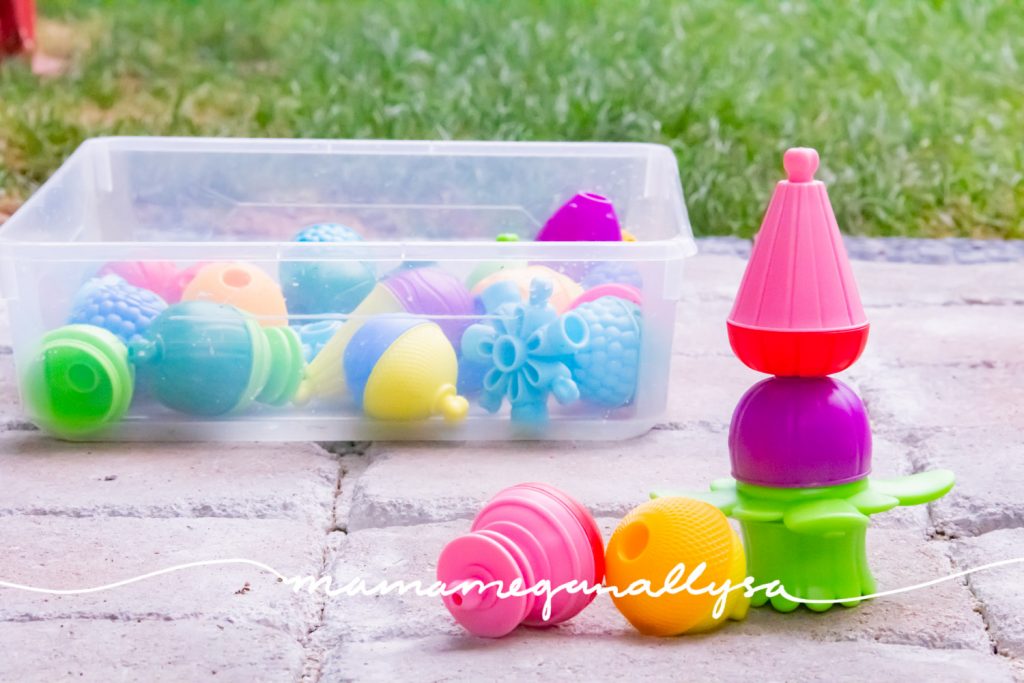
[1,245,1022,682]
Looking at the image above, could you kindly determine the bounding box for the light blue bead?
[572,296,642,407]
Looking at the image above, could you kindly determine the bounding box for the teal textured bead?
[130,301,262,416]
[279,223,377,317]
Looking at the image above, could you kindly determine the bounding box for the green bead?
[740,519,875,613]
[23,324,134,438]
[256,326,305,406]
[654,471,955,613]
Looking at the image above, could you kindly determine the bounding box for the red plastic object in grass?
[727,148,869,377]
[0,0,35,56]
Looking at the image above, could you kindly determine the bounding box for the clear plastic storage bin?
[0,137,696,441]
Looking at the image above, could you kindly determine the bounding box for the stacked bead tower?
[658,148,954,613]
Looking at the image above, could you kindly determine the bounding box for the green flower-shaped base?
[653,471,955,613]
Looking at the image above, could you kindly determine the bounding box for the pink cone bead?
[437,483,604,638]
[727,147,869,376]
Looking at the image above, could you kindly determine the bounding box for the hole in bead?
[562,314,588,346]
[451,593,463,606]
[618,521,649,562]
[66,363,100,393]
[222,267,252,288]
[522,362,540,385]
[493,336,523,372]
[581,192,609,202]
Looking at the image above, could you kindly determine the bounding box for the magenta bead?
[729,377,872,488]
[536,192,622,242]
[436,483,604,638]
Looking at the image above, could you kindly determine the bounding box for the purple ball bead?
[729,377,871,488]
[381,268,474,348]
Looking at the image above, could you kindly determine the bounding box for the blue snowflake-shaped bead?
[572,296,642,407]
[68,274,168,345]
[461,278,589,422]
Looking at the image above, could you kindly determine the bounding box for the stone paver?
[2,248,1023,680]
[863,305,1024,368]
[0,434,339,525]
[911,426,1024,537]
[319,633,1014,683]
[664,354,765,429]
[734,530,989,650]
[674,299,734,357]
[0,516,324,636]
[951,529,1024,660]
[0,619,306,682]
[680,255,746,303]
[349,428,726,530]
[0,353,27,430]
[852,260,1024,307]
[851,362,1024,433]
[348,428,920,533]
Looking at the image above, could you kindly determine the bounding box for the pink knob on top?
[437,483,604,638]
[782,147,819,183]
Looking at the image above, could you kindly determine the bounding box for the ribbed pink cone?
[727,148,869,376]
[536,192,623,242]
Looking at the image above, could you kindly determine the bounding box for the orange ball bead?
[605,497,749,636]
[181,262,288,327]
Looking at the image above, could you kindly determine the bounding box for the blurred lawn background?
[0,0,1021,238]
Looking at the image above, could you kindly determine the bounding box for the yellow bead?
[363,323,468,422]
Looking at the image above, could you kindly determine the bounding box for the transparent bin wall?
[0,138,692,441]
[95,140,683,243]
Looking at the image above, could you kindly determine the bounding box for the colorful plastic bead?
[606,497,748,635]
[21,324,134,438]
[182,262,288,327]
[437,483,604,637]
[344,315,468,422]
[279,223,377,318]
[68,274,167,345]
[571,295,641,408]
[296,267,474,404]
[461,278,588,422]
[130,301,304,416]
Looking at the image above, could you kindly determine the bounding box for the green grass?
[1,0,1022,238]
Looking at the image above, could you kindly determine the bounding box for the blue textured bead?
[282,223,376,317]
[69,275,167,345]
[581,262,643,289]
[572,296,642,407]
[293,223,363,243]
